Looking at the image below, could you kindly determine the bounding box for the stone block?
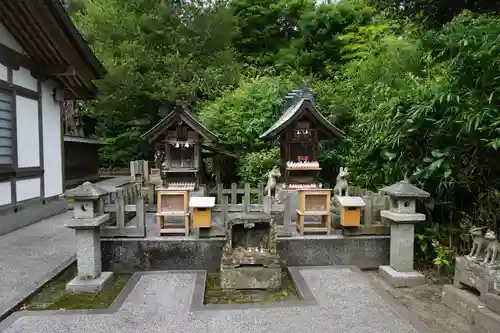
[454,257,500,296]
[220,266,281,290]
[390,223,415,272]
[66,271,113,293]
[442,284,485,322]
[472,307,500,333]
[381,210,426,223]
[379,265,425,287]
[101,236,390,272]
[277,189,298,223]
[342,225,390,236]
[480,293,500,315]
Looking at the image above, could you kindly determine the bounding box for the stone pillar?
[61,182,114,293]
[377,179,430,287]
[76,228,102,279]
[390,223,415,272]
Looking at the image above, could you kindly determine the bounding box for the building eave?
[0,0,105,99]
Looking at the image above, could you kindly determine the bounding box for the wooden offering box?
[337,196,365,227]
[189,197,215,229]
[296,189,332,235]
[156,188,190,235]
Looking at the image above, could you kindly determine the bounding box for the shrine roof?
[61,181,108,200]
[260,87,345,140]
[141,102,219,143]
[379,180,430,198]
[201,143,237,158]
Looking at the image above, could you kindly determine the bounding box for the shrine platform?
[0,266,430,333]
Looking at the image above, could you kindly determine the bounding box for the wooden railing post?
[115,189,125,228]
[222,195,229,222]
[231,183,237,204]
[363,195,373,226]
[257,183,264,204]
[263,196,271,214]
[283,195,292,225]
[243,183,251,213]
[135,196,146,237]
[216,183,224,205]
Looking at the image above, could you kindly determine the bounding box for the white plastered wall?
[42,80,63,197]
[16,96,40,168]
[0,64,6,81]
[16,178,41,201]
[0,181,11,206]
[12,67,38,91]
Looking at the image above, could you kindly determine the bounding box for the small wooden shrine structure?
[141,101,234,189]
[260,84,344,187]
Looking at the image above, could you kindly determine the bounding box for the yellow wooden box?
[337,196,365,227]
[297,189,331,214]
[189,197,215,228]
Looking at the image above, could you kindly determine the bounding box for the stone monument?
[442,227,500,332]
[220,212,282,290]
[378,179,430,287]
[61,182,114,293]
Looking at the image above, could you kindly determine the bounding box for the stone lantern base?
[379,266,425,288]
[66,272,114,293]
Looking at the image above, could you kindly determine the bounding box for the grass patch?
[204,270,300,304]
[20,263,132,311]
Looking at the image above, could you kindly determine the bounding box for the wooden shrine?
[260,84,344,187]
[141,101,235,189]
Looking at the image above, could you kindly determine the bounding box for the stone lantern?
[378,179,430,287]
[61,182,113,292]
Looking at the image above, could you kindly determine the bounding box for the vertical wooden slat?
[136,196,145,235]
[243,183,250,213]
[130,161,135,177]
[263,196,271,214]
[363,195,372,226]
[221,195,229,223]
[143,160,149,183]
[231,183,237,204]
[257,183,264,204]
[115,189,125,228]
[283,195,292,225]
[216,183,224,204]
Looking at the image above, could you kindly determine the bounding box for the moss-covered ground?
[19,264,131,311]
[204,270,300,304]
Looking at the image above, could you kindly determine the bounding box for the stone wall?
[101,236,389,272]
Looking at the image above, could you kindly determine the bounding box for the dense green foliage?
[72,0,500,260]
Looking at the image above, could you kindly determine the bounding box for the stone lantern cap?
[379,180,430,198]
[61,181,108,200]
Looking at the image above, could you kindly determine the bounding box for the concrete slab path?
[0,176,132,321]
[1,267,432,333]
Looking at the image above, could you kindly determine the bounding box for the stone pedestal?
[442,258,500,331]
[65,214,114,293]
[61,182,114,293]
[277,188,298,223]
[379,216,426,287]
[454,256,500,295]
[377,180,429,288]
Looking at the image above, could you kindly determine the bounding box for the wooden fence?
[206,183,291,225]
[100,182,146,237]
